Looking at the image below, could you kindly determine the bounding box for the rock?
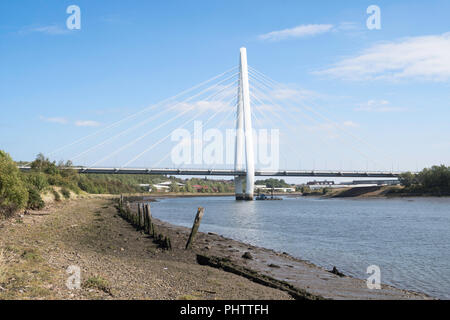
[242,252,253,260]
[330,266,345,277]
[268,263,280,268]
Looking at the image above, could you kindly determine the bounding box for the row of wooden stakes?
[117,196,172,250]
[117,195,205,250]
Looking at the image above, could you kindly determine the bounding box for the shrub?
[52,189,61,202]
[61,188,71,199]
[26,172,48,192]
[27,187,45,210]
[0,151,29,218]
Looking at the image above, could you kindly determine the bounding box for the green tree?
[0,150,29,217]
[399,172,416,188]
[170,181,180,192]
[185,181,193,193]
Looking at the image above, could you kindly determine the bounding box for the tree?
[30,153,58,175]
[170,181,180,192]
[255,178,290,188]
[185,181,193,193]
[0,150,28,217]
[399,172,416,188]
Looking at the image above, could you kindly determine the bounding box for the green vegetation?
[83,276,112,295]
[255,178,290,188]
[52,189,61,202]
[0,150,236,218]
[27,187,45,210]
[185,177,234,193]
[395,165,450,196]
[60,188,71,199]
[0,151,29,218]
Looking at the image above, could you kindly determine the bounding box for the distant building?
[152,181,185,192]
[254,185,295,193]
[307,180,335,186]
[192,184,209,192]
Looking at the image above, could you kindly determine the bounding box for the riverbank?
[307,186,450,199]
[0,196,432,300]
[0,196,291,299]
[130,197,431,300]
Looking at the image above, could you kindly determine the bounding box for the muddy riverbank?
[0,195,432,299]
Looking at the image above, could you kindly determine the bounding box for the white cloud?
[75,120,101,127]
[259,24,334,41]
[39,116,68,124]
[315,32,450,81]
[355,100,406,112]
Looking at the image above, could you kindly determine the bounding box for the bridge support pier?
[234,176,244,200]
[241,48,255,200]
[233,47,255,200]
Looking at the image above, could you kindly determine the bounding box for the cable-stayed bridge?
[20,48,406,200]
[18,166,402,178]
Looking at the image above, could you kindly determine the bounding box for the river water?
[149,196,450,299]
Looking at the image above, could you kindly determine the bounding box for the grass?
[0,249,8,284]
[52,189,61,202]
[177,294,202,300]
[20,248,42,262]
[83,276,112,295]
[0,245,54,299]
[61,188,71,199]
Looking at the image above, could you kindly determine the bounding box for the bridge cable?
[89,80,238,168]
[249,66,394,169]
[248,71,383,170]
[152,97,238,168]
[69,72,239,163]
[22,66,238,167]
[120,90,238,168]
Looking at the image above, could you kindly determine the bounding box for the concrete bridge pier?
[234,176,244,200]
[234,47,255,200]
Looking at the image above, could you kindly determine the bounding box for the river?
[149,195,450,299]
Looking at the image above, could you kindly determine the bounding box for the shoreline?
[0,195,434,300]
[129,196,433,300]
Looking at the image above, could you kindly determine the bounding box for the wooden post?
[140,205,145,229]
[137,202,142,229]
[185,207,205,250]
[146,204,152,234]
[144,203,152,234]
[143,204,148,232]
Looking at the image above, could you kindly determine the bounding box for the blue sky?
[1,0,449,173]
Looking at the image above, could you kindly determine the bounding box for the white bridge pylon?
[235,47,255,200]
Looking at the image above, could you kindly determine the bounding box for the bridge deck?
[18,166,401,178]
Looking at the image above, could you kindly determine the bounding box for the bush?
[61,188,71,199]
[52,189,61,202]
[26,172,48,192]
[0,150,29,218]
[27,187,45,210]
